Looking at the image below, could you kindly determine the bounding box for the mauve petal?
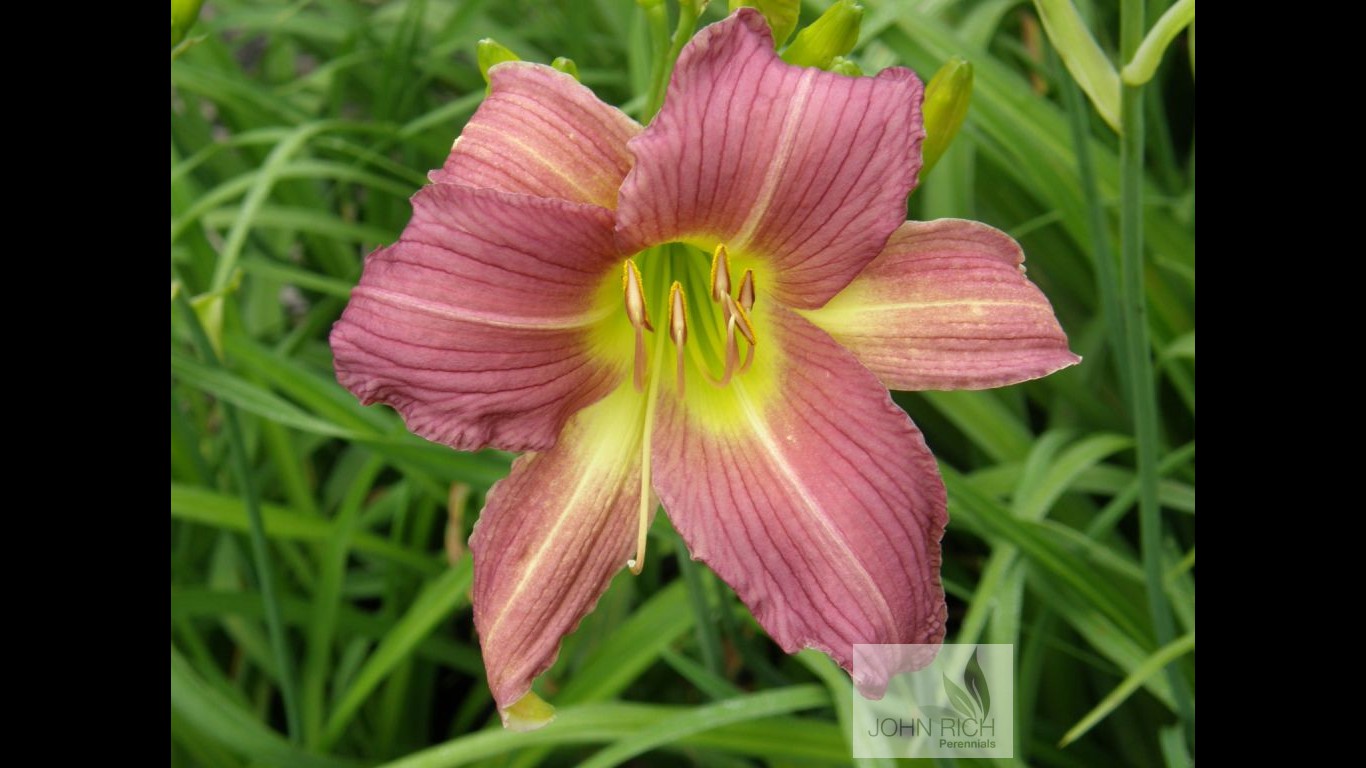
[470,387,645,724]
[807,219,1081,390]
[330,184,623,452]
[616,8,924,308]
[651,305,947,698]
[431,62,642,209]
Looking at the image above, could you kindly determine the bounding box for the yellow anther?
[622,259,653,332]
[622,259,652,392]
[669,281,687,397]
[709,244,732,302]
[738,269,756,313]
[668,281,687,347]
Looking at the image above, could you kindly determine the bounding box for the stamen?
[622,259,652,332]
[624,248,757,395]
[623,259,652,392]
[738,335,756,374]
[712,314,740,387]
[722,294,756,346]
[668,281,687,346]
[668,281,687,397]
[709,244,731,302]
[738,269,755,312]
[736,272,757,375]
[632,328,647,392]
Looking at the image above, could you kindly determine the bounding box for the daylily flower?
[331,9,1077,729]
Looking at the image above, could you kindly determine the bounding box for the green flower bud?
[781,0,863,70]
[551,57,580,81]
[171,0,204,48]
[827,55,863,77]
[920,56,973,179]
[477,38,521,89]
[730,0,800,47]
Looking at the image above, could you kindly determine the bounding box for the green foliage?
[171,1,1195,765]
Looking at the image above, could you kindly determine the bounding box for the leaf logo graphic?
[943,673,979,719]
[964,648,992,718]
[943,648,991,720]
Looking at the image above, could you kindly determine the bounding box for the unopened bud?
[551,57,579,80]
[171,0,205,48]
[920,57,973,180]
[477,38,521,89]
[730,0,800,47]
[781,0,863,70]
[828,56,863,77]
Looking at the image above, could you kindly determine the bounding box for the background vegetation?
[170,1,1195,765]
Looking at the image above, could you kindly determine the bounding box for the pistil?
[613,245,764,577]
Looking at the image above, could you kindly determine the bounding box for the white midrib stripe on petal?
[481,467,599,643]
[731,68,817,252]
[361,286,612,330]
[733,378,899,641]
[807,299,1049,329]
[496,130,598,202]
[480,409,640,642]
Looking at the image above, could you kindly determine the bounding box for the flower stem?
[1119,0,1193,745]
[643,1,701,122]
[641,1,670,119]
[172,291,303,742]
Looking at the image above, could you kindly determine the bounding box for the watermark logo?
[852,643,1014,758]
